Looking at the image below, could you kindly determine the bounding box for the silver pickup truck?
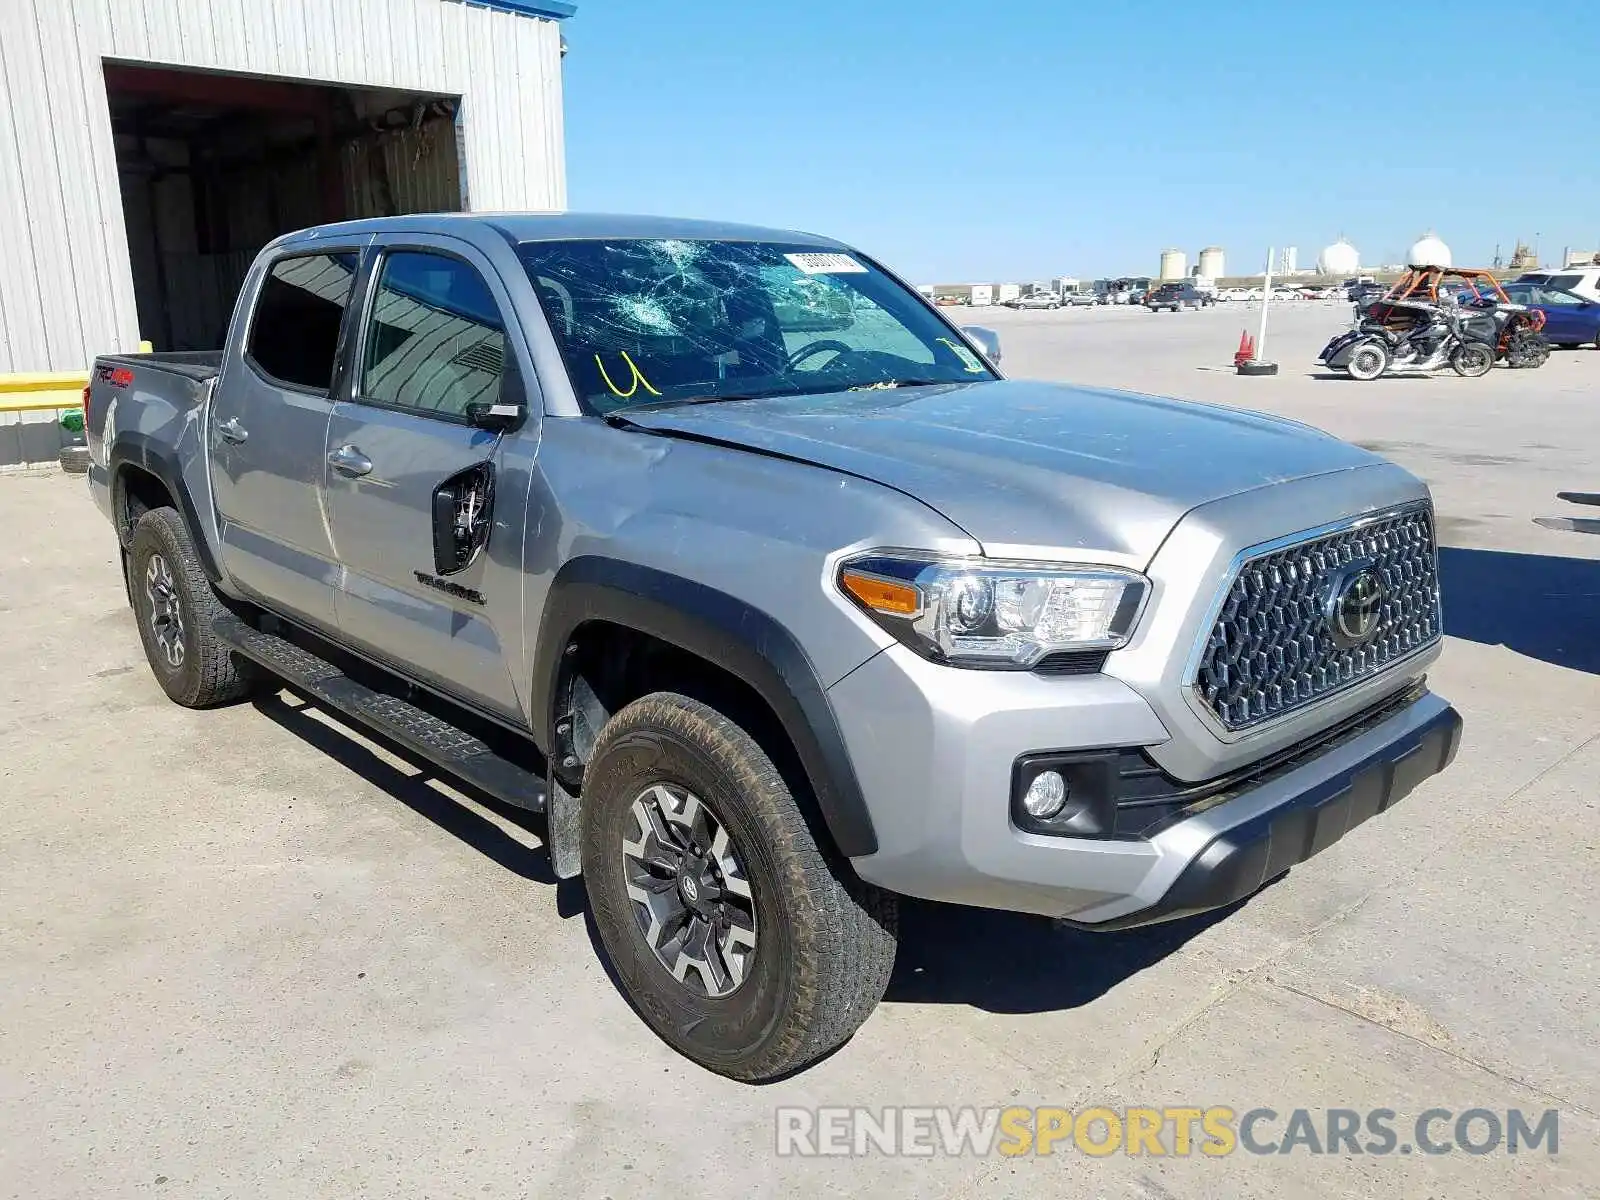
[86,213,1461,1081]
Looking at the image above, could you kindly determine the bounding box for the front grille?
[1192,505,1441,732]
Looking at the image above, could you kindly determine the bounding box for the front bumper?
[830,642,1461,926]
[1065,692,1461,929]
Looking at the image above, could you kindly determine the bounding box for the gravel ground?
[2,301,1597,1198]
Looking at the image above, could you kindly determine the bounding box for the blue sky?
[561,1,1598,282]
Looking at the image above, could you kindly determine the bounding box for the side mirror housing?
[960,325,1002,366]
[466,354,528,431]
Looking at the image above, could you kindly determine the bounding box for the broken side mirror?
[960,325,1002,366]
[465,352,528,431]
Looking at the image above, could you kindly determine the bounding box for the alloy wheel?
[621,783,757,999]
[144,553,186,669]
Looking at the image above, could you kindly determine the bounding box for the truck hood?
[623,380,1382,567]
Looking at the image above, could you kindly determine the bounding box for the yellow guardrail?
[0,372,90,413]
[0,343,154,413]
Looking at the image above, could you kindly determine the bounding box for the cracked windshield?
[518,238,995,414]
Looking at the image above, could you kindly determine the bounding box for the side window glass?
[247,253,358,392]
[361,251,507,419]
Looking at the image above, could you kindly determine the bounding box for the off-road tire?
[128,507,259,708]
[581,692,897,1081]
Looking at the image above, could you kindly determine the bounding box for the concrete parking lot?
[3,302,1597,1198]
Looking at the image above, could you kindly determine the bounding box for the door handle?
[216,416,249,444]
[327,445,373,477]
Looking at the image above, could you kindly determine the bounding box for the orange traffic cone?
[1234,331,1255,366]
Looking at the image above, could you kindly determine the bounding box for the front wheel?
[1451,341,1494,378]
[1345,338,1390,381]
[580,692,898,1081]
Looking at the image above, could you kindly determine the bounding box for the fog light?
[1021,770,1068,819]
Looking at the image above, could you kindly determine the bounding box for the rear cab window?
[246,253,360,393]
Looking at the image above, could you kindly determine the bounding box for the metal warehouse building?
[0,0,573,464]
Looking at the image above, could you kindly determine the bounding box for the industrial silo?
[1197,247,1225,281]
[1158,249,1187,280]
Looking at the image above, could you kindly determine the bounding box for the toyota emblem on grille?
[1325,561,1385,648]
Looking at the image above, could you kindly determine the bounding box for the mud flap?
[547,773,583,879]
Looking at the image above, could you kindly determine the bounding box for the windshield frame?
[515,236,1001,417]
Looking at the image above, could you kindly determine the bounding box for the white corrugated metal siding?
[0,0,567,374]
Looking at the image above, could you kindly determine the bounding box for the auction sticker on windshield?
[785,252,868,274]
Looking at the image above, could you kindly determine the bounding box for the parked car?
[1498,282,1600,349]
[85,212,1461,1082]
[1270,287,1299,302]
[1145,281,1212,311]
[1512,268,1600,306]
[1014,292,1062,310]
[1063,290,1101,306]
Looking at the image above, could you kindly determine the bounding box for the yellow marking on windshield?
[595,351,663,398]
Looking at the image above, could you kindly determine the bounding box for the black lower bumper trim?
[1075,700,1463,931]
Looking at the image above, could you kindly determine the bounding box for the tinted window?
[518,239,996,415]
[248,253,359,392]
[361,251,506,419]
[1550,274,1584,292]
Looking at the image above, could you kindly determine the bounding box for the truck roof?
[275,211,845,249]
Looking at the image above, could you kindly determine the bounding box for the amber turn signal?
[840,568,920,616]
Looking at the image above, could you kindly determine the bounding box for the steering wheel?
[784,339,855,372]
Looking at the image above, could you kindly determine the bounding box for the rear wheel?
[1345,339,1390,381]
[1450,342,1494,378]
[128,508,259,707]
[581,692,897,1081]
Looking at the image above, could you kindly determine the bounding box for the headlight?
[837,552,1148,669]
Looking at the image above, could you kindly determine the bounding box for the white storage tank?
[1408,233,1452,268]
[1197,247,1225,281]
[1318,240,1360,276]
[1158,249,1187,280]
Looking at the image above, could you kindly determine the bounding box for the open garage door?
[104,63,463,351]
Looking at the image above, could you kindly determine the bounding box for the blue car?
[1498,282,1600,349]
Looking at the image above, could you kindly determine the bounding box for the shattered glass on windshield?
[516,239,995,414]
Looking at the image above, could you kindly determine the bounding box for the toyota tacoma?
[85,214,1461,1080]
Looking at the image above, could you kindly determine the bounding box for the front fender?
[531,556,878,859]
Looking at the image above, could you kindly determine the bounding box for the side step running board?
[214,612,546,814]
[1535,515,1600,535]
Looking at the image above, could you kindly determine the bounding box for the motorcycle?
[1318,265,1550,380]
[1319,300,1494,381]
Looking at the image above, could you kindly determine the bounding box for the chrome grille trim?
[1183,502,1442,738]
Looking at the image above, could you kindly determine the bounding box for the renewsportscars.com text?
[774,1106,1560,1158]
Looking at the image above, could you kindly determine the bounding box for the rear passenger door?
[210,248,363,631]
[322,239,528,719]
